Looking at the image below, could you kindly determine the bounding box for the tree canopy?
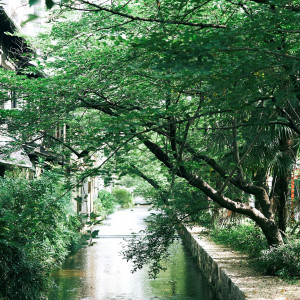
[1,0,299,248]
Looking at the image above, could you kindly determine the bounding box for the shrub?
[210,224,268,257]
[0,243,49,300]
[94,190,116,217]
[111,187,134,208]
[210,224,300,280]
[258,240,300,280]
[0,172,80,299]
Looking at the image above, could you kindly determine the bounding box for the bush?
[258,240,300,280]
[210,224,300,280]
[0,243,49,300]
[93,190,116,217]
[111,187,134,208]
[0,172,80,299]
[210,224,268,257]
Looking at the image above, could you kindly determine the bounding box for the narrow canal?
[49,206,213,300]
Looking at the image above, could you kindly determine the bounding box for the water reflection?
[49,207,212,300]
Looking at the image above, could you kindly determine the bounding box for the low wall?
[179,225,300,300]
[180,225,245,300]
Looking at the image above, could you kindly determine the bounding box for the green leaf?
[21,14,39,26]
[91,230,99,238]
[46,0,55,9]
[29,0,40,6]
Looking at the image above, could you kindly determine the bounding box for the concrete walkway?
[181,226,300,300]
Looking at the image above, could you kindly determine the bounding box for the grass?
[209,223,299,281]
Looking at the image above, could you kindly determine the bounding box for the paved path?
[188,227,300,300]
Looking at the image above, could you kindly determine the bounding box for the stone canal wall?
[179,225,300,300]
[180,225,245,300]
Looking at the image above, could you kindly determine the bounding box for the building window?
[10,91,17,108]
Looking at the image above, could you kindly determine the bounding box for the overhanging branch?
[80,0,226,29]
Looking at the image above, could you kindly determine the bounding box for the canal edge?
[179,225,300,300]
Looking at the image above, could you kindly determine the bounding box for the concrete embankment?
[180,226,300,300]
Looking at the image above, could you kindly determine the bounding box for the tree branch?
[232,118,244,182]
[130,164,168,204]
[248,0,300,11]
[41,132,90,158]
[218,111,276,194]
[80,0,226,29]
[223,47,300,61]
[140,135,273,226]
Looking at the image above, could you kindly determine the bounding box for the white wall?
[1,0,44,36]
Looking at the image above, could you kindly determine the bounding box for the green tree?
[94,189,116,217]
[112,187,134,208]
[1,0,299,249]
[0,171,80,299]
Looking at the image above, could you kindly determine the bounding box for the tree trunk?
[259,218,285,247]
[270,170,290,232]
[181,171,284,247]
[142,137,284,247]
[211,174,222,230]
[270,134,297,232]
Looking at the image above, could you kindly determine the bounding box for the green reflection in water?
[148,242,210,299]
[49,241,211,300]
[49,250,86,300]
[48,207,212,300]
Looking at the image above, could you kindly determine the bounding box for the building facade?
[0,1,102,218]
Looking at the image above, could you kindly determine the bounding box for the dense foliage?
[258,239,300,279]
[1,0,300,279]
[211,224,268,257]
[93,189,117,217]
[111,187,134,208]
[211,223,299,279]
[0,172,81,299]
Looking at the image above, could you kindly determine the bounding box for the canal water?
[49,206,213,300]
